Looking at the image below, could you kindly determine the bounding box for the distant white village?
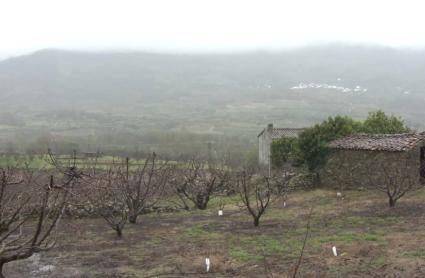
[290,82,368,94]
[290,82,412,96]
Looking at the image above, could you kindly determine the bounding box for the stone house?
[323,133,425,188]
[258,124,304,167]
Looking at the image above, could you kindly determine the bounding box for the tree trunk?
[195,194,209,210]
[129,214,138,224]
[116,228,123,238]
[196,202,208,210]
[253,217,260,227]
[389,198,396,207]
[0,262,5,278]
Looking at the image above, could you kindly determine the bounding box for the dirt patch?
[4,189,425,277]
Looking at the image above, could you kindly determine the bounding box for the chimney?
[267,123,273,133]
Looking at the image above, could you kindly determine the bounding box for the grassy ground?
[5,188,425,277]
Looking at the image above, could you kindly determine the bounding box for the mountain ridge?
[0,45,424,154]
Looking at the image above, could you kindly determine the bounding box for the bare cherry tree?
[118,154,173,224]
[0,168,28,234]
[366,154,425,207]
[0,167,74,277]
[49,150,129,238]
[82,167,128,238]
[236,169,273,227]
[172,158,228,210]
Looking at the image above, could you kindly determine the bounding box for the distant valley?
[0,45,424,156]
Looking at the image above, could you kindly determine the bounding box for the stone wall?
[322,144,424,190]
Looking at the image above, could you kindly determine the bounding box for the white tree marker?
[218,210,223,216]
[332,246,338,256]
[336,192,342,198]
[205,258,211,272]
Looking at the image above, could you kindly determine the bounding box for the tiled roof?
[258,127,305,138]
[270,128,305,139]
[328,133,424,152]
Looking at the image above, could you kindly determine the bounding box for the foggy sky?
[1,0,425,58]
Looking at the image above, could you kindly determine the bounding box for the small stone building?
[323,133,425,188]
[258,124,304,167]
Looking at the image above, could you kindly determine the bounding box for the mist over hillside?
[0,45,424,156]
